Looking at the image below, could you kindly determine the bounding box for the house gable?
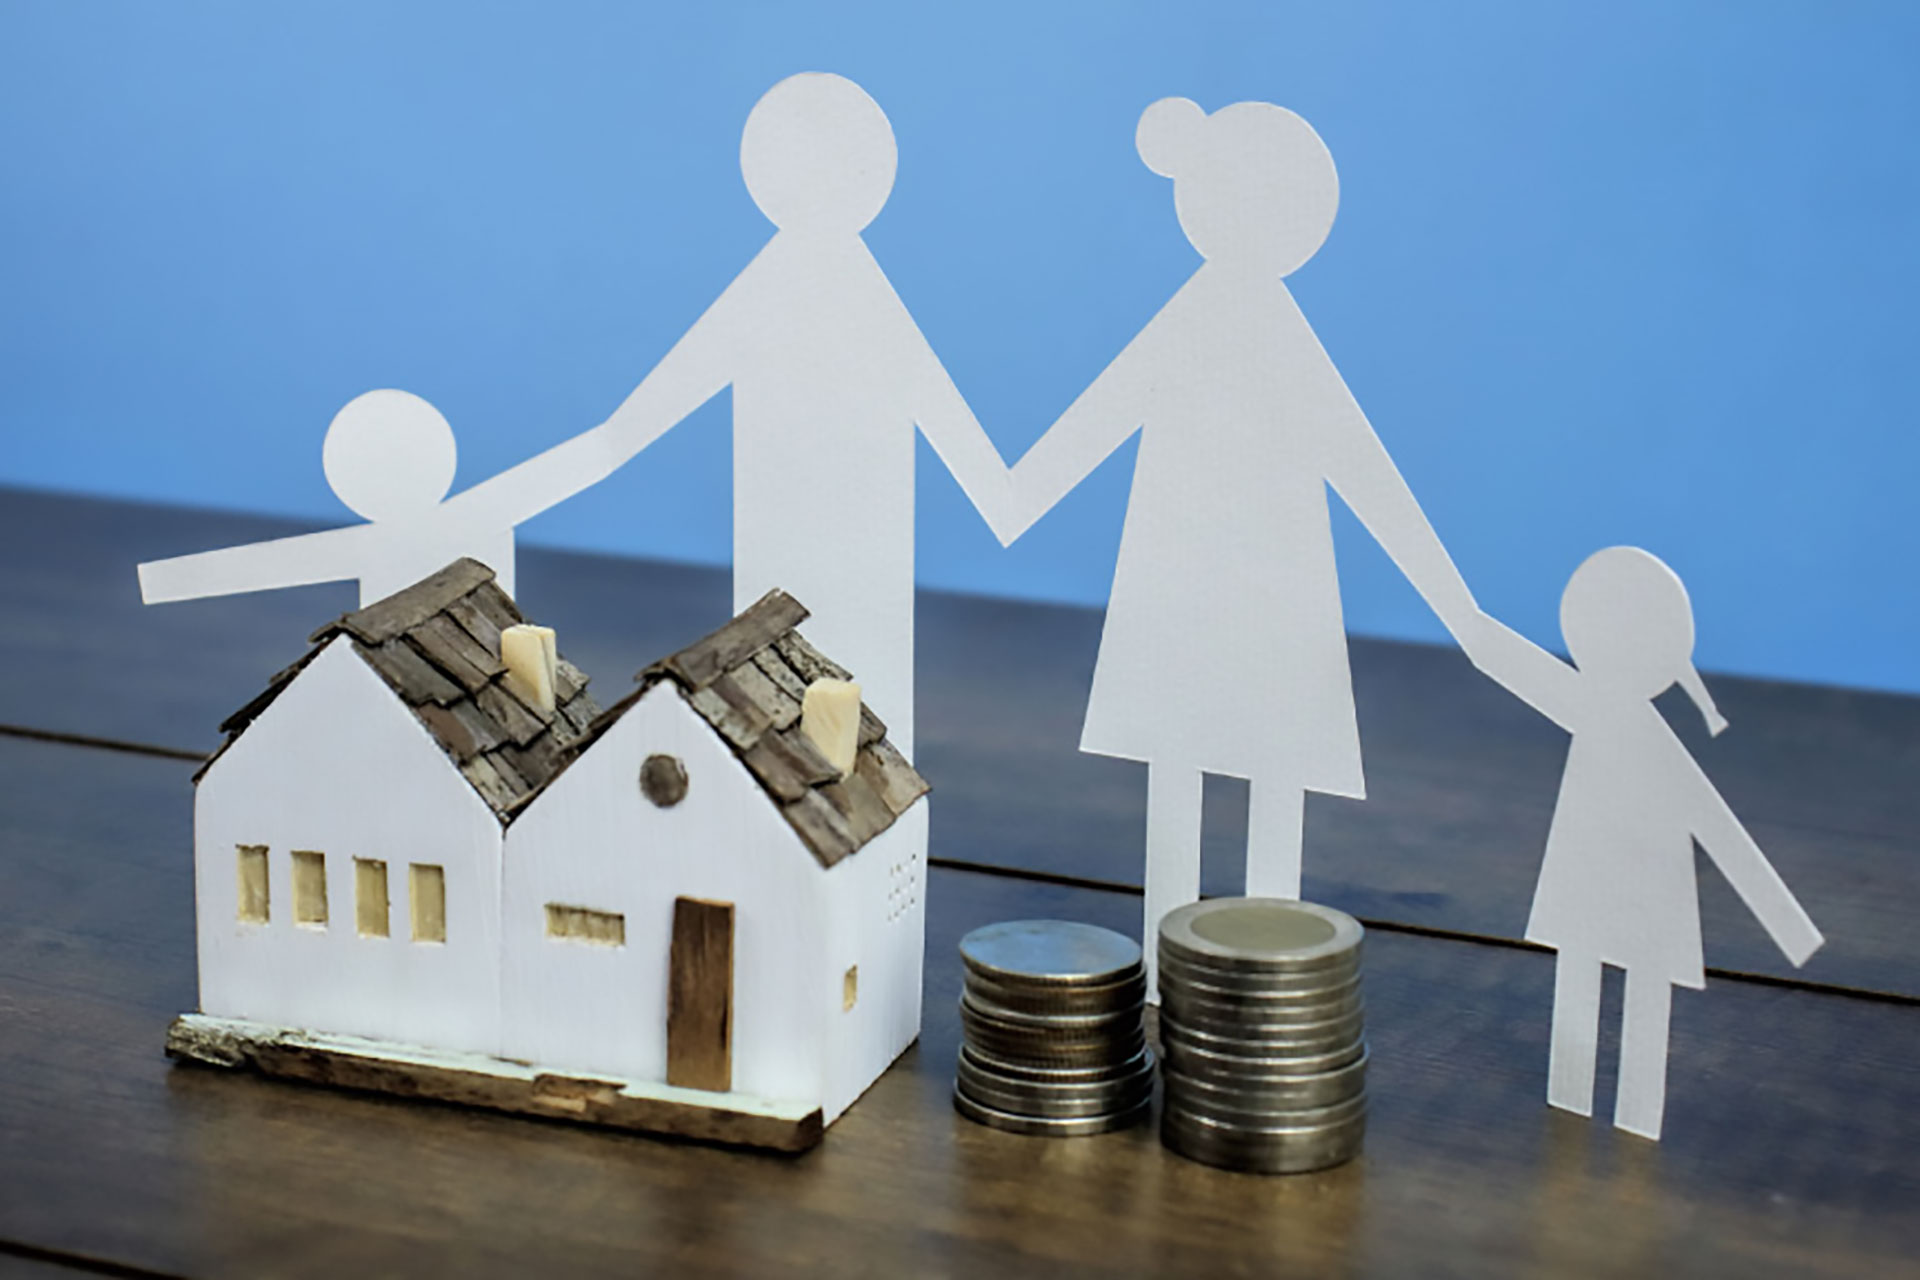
[567,589,929,867]
[193,636,506,1053]
[500,682,837,1100]
[197,557,600,822]
[197,636,491,825]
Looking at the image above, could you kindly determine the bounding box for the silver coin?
[960,1043,1155,1086]
[1157,966,1363,1011]
[1164,1087,1367,1132]
[965,969,1147,1016]
[1159,1004,1366,1050]
[1162,1097,1367,1143]
[1161,1109,1365,1174]
[960,920,1144,988]
[960,1025,1148,1068]
[1160,1033,1365,1081]
[1158,942,1362,991]
[957,1073,1154,1119]
[1161,1048,1367,1111]
[960,1006,1145,1050]
[1156,959,1362,1005]
[960,992,1145,1035]
[954,1086,1152,1137]
[960,1047,1154,1094]
[960,1074,1152,1113]
[1160,1014,1365,1059]
[1159,898,1363,975]
[1159,994,1362,1032]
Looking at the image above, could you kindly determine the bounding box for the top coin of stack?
[1157,898,1367,1174]
[953,920,1155,1136]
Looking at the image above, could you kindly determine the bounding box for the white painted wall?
[823,803,926,1121]
[193,639,505,1054]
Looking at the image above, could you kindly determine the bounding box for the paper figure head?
[741,73,897,233]
[1137,98,1339,277]
[1562,547,1726,733]
[322,389,458,523]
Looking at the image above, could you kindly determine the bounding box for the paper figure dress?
[1464,547,1823,1139]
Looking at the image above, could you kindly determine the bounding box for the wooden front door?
[666,896,734,1092]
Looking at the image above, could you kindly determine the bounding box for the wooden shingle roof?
[196,558,599,821]
[580,589,929,868]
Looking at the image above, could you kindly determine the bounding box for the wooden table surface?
[1,485,1915,1278]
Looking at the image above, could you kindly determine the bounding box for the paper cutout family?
[142,73,1820,1143]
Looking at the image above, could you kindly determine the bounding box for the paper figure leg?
[1245,781,1305,899]
[1546,953,1601,1118]
[1143,764,1203,1001]
[1614,970,1673,1140]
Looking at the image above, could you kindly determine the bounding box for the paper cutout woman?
[977,99,1479,976]
[1463,548,1823,1140]
[583,71,1010,756]
[139,389,628,607]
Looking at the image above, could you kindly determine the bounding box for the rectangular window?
[843,965,859,1012]
[355,858,390,937]
[410,863,446,943]
[236,845,269,923]
[291,850,328,927]
[545,903,626,947]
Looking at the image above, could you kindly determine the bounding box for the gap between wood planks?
[0,1238,187,1279]
[6,721,1914,1011]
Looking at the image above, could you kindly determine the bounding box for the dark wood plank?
[666,897,734,1093]
[0,736,1915,1277]
[2,486,1916,995]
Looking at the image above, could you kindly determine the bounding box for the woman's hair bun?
[1136,97,1207,179]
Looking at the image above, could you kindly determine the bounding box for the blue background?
[2,2,1915,692]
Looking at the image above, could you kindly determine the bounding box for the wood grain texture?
[0,486,1915,992]
[165,1015,820,1153]
[666,897,734,1093]
[0,735,1915,1277]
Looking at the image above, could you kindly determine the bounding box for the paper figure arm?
[454,270,751,528]
[1458,610,1585,732]
[138,523,377,604]
[992,350,1148,547]
[1321,389,1477,639]
[1684,753,1825,967]
[911,349,1016,542]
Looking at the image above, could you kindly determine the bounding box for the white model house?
[188,557,928,1132]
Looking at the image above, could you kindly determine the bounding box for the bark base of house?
[165,1013,824,1153]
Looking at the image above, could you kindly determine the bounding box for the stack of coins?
[1157,898,1367,1173]
[953,920,1155,1136]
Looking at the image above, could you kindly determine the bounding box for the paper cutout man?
[583,72,1008,755]
[138,389,626,607]
[971,99,1478,979]
[1463,547,1823,1140]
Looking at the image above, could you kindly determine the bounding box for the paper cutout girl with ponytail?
[977,99,1480,981]
[1463,547,1823,1140]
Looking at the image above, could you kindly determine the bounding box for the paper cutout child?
[974,99,1478,978]
[1463,547,1823,1140]
[139,389,627,607]
[581,72,1009,755]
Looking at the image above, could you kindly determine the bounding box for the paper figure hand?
[1457,610,1533,688]
[1776,911,1825,968]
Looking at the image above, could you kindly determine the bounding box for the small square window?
[410,864,446,943]
[236,845,269,923]
[291,850,328,928]
[545,903,626,947]
[355,858,390,938]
